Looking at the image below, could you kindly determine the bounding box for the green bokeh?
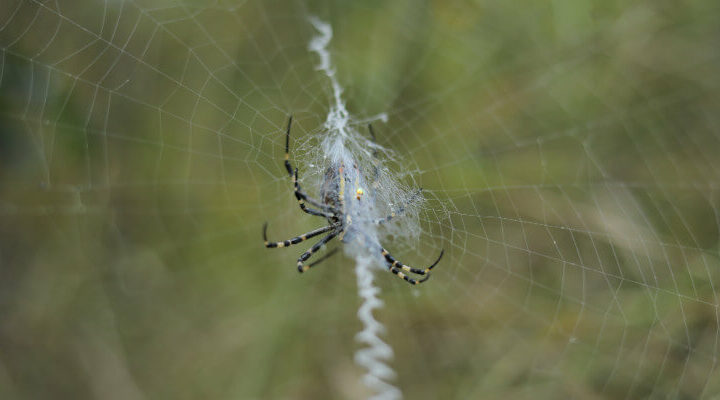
[1,0,719,399]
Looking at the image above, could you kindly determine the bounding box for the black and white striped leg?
[307,247,340,268]
[388,266,427,285]
[292,168,337,217]
[263,223,337,248]
[283,116,294,177]
[382,248,444,285]
[283,116,339,215]
[297,230,339,273]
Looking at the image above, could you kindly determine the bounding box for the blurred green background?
[1,0,720,399]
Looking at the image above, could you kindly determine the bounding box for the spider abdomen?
[320,165,341,209]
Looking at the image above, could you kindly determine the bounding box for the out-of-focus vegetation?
[1,0,720,399]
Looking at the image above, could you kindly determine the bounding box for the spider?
[262,116,443,285]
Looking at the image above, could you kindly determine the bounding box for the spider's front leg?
[283,116,338,216]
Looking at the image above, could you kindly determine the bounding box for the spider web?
[1,1,720,399]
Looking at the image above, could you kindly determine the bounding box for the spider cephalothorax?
[263,116,443,285]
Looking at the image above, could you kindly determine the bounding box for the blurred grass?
[1,0,720,399]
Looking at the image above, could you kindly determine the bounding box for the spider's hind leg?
[307,247,339,269]
[297,230,340,273]
[381,247,444,285]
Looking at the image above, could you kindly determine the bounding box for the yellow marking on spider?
[397,271,406,279]
[277,242,285,248]
[284,153,289,160]
[356,187,364,200]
